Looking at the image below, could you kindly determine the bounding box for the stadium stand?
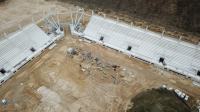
[0,23,64,85]
[71,15,200,82]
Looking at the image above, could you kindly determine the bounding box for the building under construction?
[0,1,200,111]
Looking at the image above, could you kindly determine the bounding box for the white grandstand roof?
[83,15,200,80]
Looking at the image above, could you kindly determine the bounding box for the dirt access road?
[0,0,200,112]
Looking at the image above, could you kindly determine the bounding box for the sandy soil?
[0,0,200,112]
[0,0,76,38]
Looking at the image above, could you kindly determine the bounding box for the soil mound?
[128,89,191,112]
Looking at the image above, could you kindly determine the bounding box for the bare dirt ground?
[0,0,200,112]
[0,0,75,38]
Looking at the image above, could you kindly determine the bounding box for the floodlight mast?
[44,9,61,31]
[73,8,85,31]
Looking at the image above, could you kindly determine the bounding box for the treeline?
[0,0,6,2]
[58,0,200,35]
